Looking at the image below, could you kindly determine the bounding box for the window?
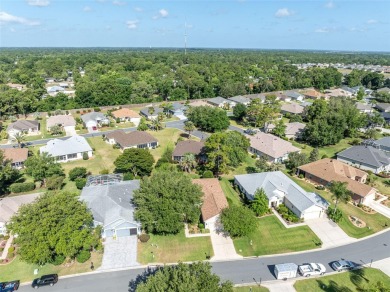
[138,144,147,149]
[67,153,77,159]
[57,155,66,161]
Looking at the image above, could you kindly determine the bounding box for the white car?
[298,263,326,277]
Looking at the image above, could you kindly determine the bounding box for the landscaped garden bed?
[348,216,366,228]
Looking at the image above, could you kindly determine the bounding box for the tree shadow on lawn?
[315,279,353,292]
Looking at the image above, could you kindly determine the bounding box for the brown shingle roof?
[281,103,304,114]
[106,130,157,148]
[47,115,76,128]
[172,140,204,157]
[2,148,29,163]
[298,158,375,198]
[112,108,141,119]
[193,178,228,221]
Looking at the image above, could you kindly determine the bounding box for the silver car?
[331,260,355,272]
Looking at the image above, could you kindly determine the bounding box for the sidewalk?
[371,257,390,277]
[0,235,14,260]
[368,201,390,219]
[262,280,296,292]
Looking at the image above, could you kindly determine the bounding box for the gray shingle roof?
[228,96,250,104]
[81,112,109,123]
[7,120,39,132]
[375,137,390,148]
[375,103,390,112]
[40,135,92,157]
[234,171,328,213]
[140,106,163,117]
[207,96,229,106]
[285,91,303,99]
[337,146,390,168]
[80,180,140,226]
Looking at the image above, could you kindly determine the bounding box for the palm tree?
[179,153,197,173]
[12,131,26,148]
[163,103,174,118]
[151,118,163,131]
[157,112,165,122]
[329,181,351,214]
[183,121,195,138]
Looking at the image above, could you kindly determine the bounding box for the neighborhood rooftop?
[7,120,39,132]
[40,135,92,157]
[337,145,390,168]
[106,130,158,148]
[172,140,204,157]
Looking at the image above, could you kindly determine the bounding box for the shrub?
[7,252,14,259]
[276,204,300,223]
[75,178,87,190]
[202,170,214,178]
[46,175,64,190]
[7,247,15,253]
[198,223,204,230]
[10,182,35,193]
[94,107,101,112]
[116,118,121,123]
[123,173,133,180]
[100,169,109,175]
[321,154,328,159]
[76,110,80,114]
[316,185,325,190]
[0,248,4,252]
[51,254,65,266]
[76,249,91,263]
[298,174,304,179]
[69,167,87,181]
[138,234,150,243]
[251,154,257,159]
[155,157,170,168]
[3,235,10,240]
[83,152,89,160]
[327,207,343,223]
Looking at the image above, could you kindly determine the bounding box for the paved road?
[18,230,390,291]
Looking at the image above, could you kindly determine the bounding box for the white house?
[234,172,329,220]
[81,112,110,129]
[40,135,93,162]
[7,120,40,138]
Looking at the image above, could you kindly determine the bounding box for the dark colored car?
[0,280,20,292]
[31,274,58,289]
[331,260,355,272]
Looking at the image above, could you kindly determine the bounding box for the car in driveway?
[0,280,20,291]
[31,274,58,289]
[331,260,356,272]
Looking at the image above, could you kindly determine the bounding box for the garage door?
[116,228,138,237]
[304,210,323,220]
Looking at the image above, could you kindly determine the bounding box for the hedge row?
[10,182,35,193]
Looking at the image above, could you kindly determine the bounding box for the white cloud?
[275,8,293,18]
[366,19,378,24]
[83,6,92,12]
[134,7,143,12]
[126,20,139,29]
[153,9,169,19]
[0,11,40,26]
[113,0,126,6]
[315,27,330,33]
[26,0,50,7]
[324,1,334,9]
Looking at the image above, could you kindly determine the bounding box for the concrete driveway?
[306,217,356,249]
[368,201,390,218]
[210,221,242,261]
[99,236,139,270]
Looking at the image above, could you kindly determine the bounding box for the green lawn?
[289,175,390,238]
[294,268,390,292]
[233,215,322,257]
[227,155,257,177]
[373,176,390,196]
[219,177,244,206]
[0,252,102,282]
[234,286,269,292]
[137,230,213,264]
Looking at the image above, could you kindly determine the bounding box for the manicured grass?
[289,175,390,238]
[373,176,390,196]
[229,118,246,129]
[137,230,213,264]
[233,215,322,257]
[0,252,103,282]
[227,155,257,177]
[219,177,244,207]
[294,268,390,292]
[234,285,269,292]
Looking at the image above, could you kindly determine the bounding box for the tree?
[221,205,256,237]
[7,191,99,265]
[50,125,63,135]
[329,181,351,214]
[137,117,149,131]
[233,103,247,121]
[0,150,20,194]
[133,170,203,234]
[285,152,308,173]
[309,148,319,162]
[179,153,197,173]
[255,156,272,172]
[24,153,64,187]
[134,262,233,292]
[69,167,88,181]
[186,106,230,132]
[183,120,195,138]
[365,128,379,139]
[162,103,174,118]
[11,132,26,148]
[151,118,163,131]
[272,120,286,138]
[114,148,154,177]
[356,87,365,101]
[250,189,269,216]
[46,175,64,190]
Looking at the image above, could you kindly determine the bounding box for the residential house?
[375,103,390,112]
[112,108,141,126]
[169,102,187,116]
[7,83,25,91]
[280,103,305,115]
[193,178,228,230]
[298,158,376,204]
[302,89,323,100]
[234,172,329,220]
[7,120,40,138]
[351,86,373,95]
[81,112,110,129]
[380,112,390,125]
[0,193,40,235]
[285,91,304,102]
[376,87,390,94]
[285,122,306,140]
[247,132,300,163]
[324,88,353,99]
[40,135,93,162]
[46,115,76,132]
[278,93,291,102]
[300,101,313,108]
[172,140,205,162]
[341,86,357,95]
[80,179,141,238]
[188,100,212,107]
[105,130,158,151]
[244,93,266,103]
[207,96,232,108]
[47,86,65,96]
[2,148,29,169]
[45,77,56,83]
[139,106,164,120]
[228,96,251,106]
[355,103,374,114]
[373,137,390,152]
[337,145,390,174]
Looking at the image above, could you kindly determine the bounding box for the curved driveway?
[17,230,390,292]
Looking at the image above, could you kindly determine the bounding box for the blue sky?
[0,0,389,51]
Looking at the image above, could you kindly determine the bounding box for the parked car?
[244,128,259,135]
[31,274,58,289]
[298,263,326,277]
[331,260,356,272]
[0,281,20,292]
[274,263,298,280]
